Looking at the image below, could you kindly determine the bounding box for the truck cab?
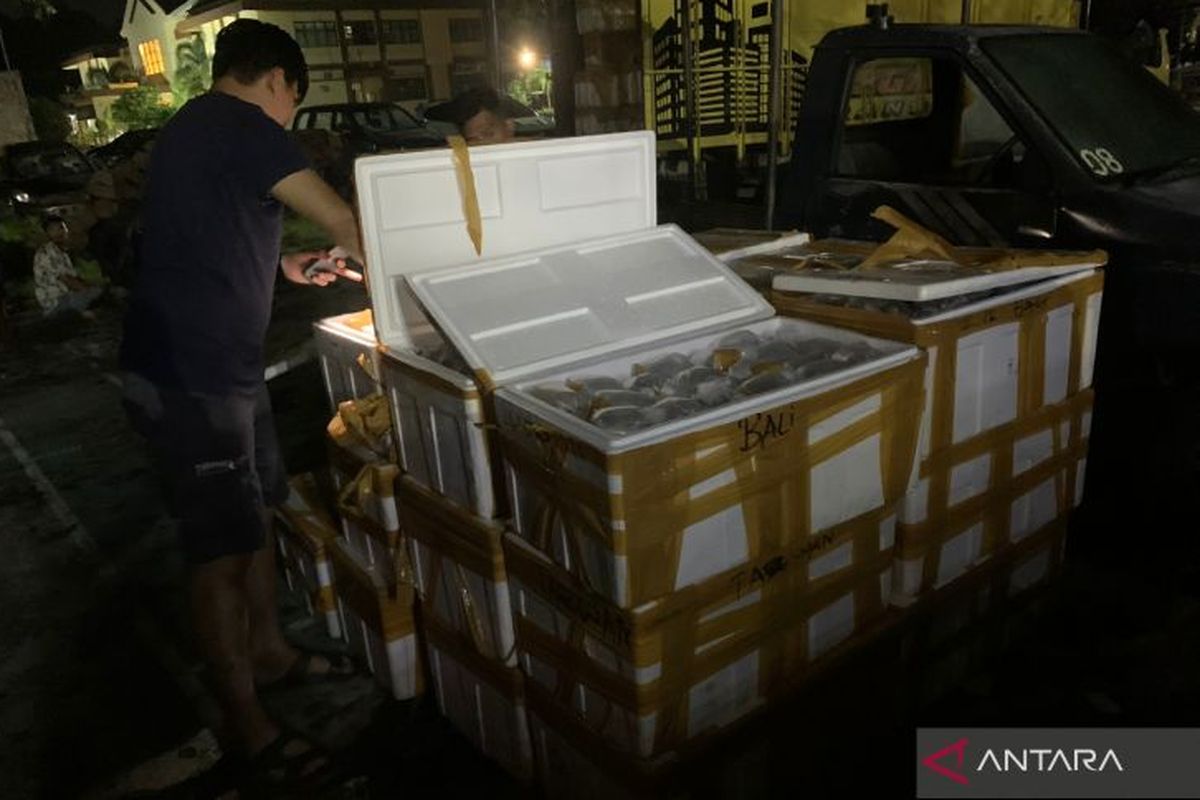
[781,24,1200,543]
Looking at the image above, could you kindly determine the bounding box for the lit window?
[138,40,165,76]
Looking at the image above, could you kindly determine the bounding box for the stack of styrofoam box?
[352,134,691,782]
[274,474,341,639]
[324,425,420,700]
[486,315,923,790]
[351,132,923,793]
[400,475,533,780]
[351,135,675,778]
[763,239,1105,605]
[396,234,928,789]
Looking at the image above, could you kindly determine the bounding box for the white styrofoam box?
[401,476,516,665]
[329,538,421,700]
[892,426,1073,602]
[275,480,341,639]
[405,225,774,387]
[495,315,916,608]
[425,630,533,779]
[276,527,342,640]
[313,310,379,413]
[380,341,499,518]
[327,442,401,568]
[506,534,890,760]
[354,131,657,349]
[772,248,1102,302]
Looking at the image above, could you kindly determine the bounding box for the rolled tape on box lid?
[861,205,958,269]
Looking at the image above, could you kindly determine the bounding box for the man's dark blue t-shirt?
[120,92,309,395]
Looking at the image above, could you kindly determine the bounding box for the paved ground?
[1,268,1198,799]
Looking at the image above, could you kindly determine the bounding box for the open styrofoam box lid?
[354,132,657,348]
[771,249,1103,302]
[405,225,775,387]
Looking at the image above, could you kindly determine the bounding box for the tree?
[172,34,211,102]
[111,86,176,131]
[27,96,71,142]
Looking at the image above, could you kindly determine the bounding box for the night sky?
[0,0,124,34]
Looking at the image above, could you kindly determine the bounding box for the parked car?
[500,95,555,137]
[88,128,159,169]
[1,141,96,226]
[292,103,447,156]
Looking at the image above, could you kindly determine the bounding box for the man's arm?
[271,169,365,265]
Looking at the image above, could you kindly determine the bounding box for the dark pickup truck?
[778,23,1200,542]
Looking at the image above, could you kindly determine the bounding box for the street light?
[517,47,537,71]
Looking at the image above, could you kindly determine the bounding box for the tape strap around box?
[507,525,890,714]
[397,478,506,580]
[515,553,889,756]
[901,394,1091,591]
[336,463,402,565]
[500,356,924,606]
[277,511,333,562]
[329,541,416,639]
[423,612,524,698]
[416,538,512,663]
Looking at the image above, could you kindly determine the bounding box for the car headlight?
[12,191,30,204]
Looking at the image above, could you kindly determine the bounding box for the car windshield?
[10,146,91,180]
[349,106,420,133]
[983,34,1200,181]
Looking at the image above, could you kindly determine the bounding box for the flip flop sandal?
[240,731,337,797]
[257,650,357,692]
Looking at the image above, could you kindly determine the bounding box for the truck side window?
[307,111,336,131]
[837,56,1043,190]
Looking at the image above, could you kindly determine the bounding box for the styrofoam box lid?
[771,251,1103,302]
[355,131,657,348]
[405,225,776,387]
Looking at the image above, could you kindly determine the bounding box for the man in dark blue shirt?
[120,19,363,790]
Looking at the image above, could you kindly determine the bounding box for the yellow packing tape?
[500,355,925,608]
[507,530,892,757]
[327,392,393,458]
[449,135,483,256]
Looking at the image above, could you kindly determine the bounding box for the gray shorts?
[122,374,289,565]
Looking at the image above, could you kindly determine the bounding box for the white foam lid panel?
[406,224,775,387]
[772,253,1103,302]
[354,132,657,348]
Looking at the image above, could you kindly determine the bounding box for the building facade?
[63,0,490,130]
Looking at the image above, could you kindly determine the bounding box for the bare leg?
[189,553,278,755]
[245,510,295,680]
[246,510,341,682]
